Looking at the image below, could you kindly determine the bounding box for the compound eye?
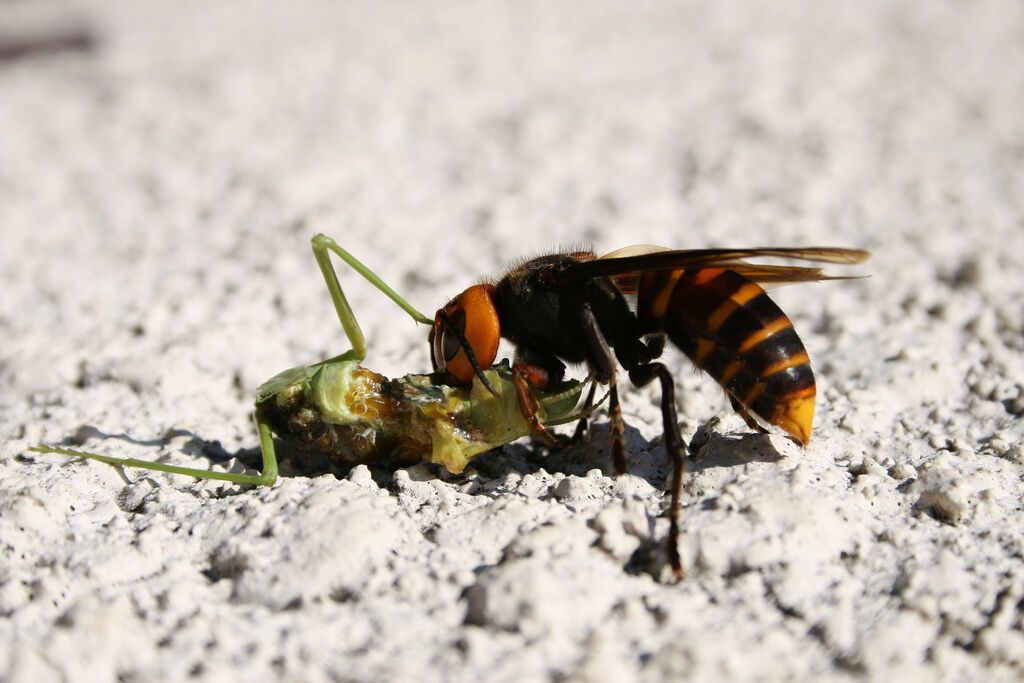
[431,308,464,372]
[430,319,446,372]
[429,285,500,384]
[440,328,461,363]
[439,309,465,363]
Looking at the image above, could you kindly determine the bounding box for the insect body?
[430,244,870,576]
[32,235,592,485]
[255,356,588,476]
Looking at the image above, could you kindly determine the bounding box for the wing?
[560,245,871,291]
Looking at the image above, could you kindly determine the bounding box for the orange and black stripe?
[636,268,816,444]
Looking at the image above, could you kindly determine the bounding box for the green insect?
[31,234,594,484]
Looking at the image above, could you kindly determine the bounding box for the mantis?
[31,234,594,484]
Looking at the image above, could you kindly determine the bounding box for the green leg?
[310,233,432,361]
[33,236,429,487]
[29,414,279,486]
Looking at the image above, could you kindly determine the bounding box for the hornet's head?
[429,284,500,390]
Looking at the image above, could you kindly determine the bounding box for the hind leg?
[30,414,280,487]
[728,394,769,434]
[628,362,686,580]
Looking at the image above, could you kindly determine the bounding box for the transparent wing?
[562,245,870,290]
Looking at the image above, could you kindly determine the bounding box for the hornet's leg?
[511,367,567,448]
[638,334,666,365]
[628,362,686,580]
[727,394,769,435]
[510,348,569,448]
[580,304,628,475]
[311,233,433,361]
[570,381,599,442]
[30,414,280,487]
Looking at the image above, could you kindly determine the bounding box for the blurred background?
[4,0,1019,391]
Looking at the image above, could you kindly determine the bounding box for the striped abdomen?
[636,268,816,443]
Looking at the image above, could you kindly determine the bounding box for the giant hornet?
[429,245,870,577]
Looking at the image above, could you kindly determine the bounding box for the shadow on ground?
[53,416,780,500]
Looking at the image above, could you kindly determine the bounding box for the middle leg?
[580,304,628,475]
[628,362,686,580]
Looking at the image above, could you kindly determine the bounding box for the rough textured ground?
[2,1,1023,681]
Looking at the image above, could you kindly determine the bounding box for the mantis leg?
[33,236,429,486]
[29,414,279,486]
[310,233,432,361]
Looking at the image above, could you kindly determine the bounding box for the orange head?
[430,284,501,389]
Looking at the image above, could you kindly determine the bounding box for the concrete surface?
[1,1,1022,681]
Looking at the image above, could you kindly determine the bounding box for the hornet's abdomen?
[637,268,815,443]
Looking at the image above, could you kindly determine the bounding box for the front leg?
[510,347,569,448]
[311,234,433,361]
